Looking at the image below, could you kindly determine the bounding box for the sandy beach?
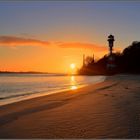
[0,75,140,138]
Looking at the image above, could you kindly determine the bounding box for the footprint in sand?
[103,94,108,96]
[103,94,115,97]
[134,95,140,99]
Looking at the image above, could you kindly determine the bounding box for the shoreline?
[0,75,140,138]
[0,84,87,107]
[0,77,108,109]
[0,76,106,107]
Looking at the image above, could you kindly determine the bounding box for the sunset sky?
[0,1,140,73]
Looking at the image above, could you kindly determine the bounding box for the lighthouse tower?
[107,34,116,70]
[108,34,115,55]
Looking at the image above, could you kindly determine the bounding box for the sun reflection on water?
[70,76,78,90]
[71,85,77,90]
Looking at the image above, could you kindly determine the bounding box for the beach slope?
[0,75,140,138]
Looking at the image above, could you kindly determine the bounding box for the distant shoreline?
[0,71,67,75]
[0,71,49,74]
[1,71,140,76]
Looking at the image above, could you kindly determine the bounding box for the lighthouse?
[107,34,116,70]
[108,34,115,55]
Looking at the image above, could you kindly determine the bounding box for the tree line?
[78,41,140,75]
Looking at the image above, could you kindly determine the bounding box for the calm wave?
[0,74,106,106]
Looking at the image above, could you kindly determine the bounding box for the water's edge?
[0,75,106,106]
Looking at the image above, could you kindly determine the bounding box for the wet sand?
[0,75,140,138]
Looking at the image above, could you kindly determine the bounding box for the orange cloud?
[57,42,107,51]
[0,36,50,47]
[56,42,122,52]
[0,35,122,52]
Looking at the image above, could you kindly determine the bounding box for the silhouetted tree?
[78,41,140,75]
[122,41,140,73]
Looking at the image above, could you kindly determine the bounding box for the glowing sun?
[70,63,76,69]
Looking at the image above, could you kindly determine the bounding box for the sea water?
[0,74,106,106]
